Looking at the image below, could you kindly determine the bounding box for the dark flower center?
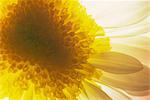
[0,0,93,70]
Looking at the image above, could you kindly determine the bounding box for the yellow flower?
[0,0,149,100]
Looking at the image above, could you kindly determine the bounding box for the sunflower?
[0,0,149,100]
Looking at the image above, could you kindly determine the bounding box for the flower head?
[0,0,149,100]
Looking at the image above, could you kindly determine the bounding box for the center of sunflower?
[0,0,93,70]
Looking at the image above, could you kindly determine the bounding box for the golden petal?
[82,80,111,100]
[88,52,143,74]
[97,83,131,100]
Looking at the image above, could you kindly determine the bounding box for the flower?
[0,0,149,100]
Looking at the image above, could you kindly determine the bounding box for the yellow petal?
[82,80,111,100]
[98,83,131,100]
[107,21,149,38]
[88,52,143,74]
[111,36,150,51]
[111,36,150,66]
[97,66,150,92]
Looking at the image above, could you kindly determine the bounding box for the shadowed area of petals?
[88,52,143,74]
[96,66,150,92]
[82,80,111,100]
[126,90,150,96]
